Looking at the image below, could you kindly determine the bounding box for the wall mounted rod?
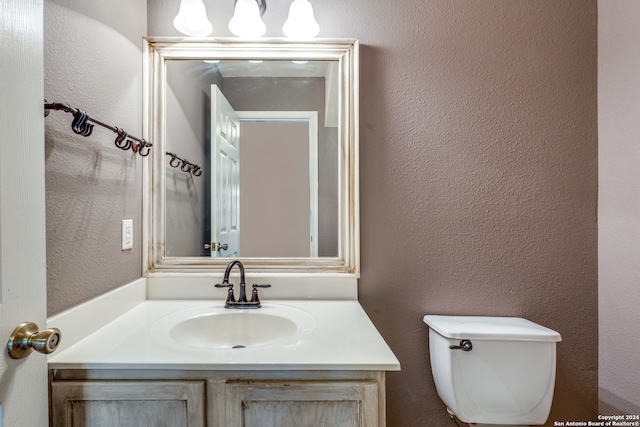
[166,152,202,176]
[44,101,152,157]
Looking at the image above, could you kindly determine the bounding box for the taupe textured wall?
[164,60,222,256]
[240,121,310,257]
[46,0,597,425]
[44,0,146,315]
[223,77,339,257]
[352,2,598,425]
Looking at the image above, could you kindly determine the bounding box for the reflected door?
[211,85,240,257]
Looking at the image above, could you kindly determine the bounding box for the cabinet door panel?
[70,400,187,427]
[226,381,378,427]
[50,380,205,427]
[243,400,361,427]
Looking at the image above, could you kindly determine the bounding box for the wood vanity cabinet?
[49,370,386,427]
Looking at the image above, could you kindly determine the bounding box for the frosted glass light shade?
[173,0,213,37]
[283,0,319,39]
[229,0,266,38]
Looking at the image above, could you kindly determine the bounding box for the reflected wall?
[164,62,339,258]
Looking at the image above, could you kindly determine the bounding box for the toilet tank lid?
[423,315,562,342]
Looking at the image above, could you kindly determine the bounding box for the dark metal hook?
[138,145,152,157]
[71,110,94,136]
[131,141,152,157]
[191,165,202,176]
[180,161,193,172]
[114,128,132,151]
[168,153,181,168]
[136,141,152,157]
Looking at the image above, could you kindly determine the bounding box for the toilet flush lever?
[449,339,473,351]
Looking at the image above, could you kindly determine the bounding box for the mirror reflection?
[145,38,359,274]
[164,59,339,258]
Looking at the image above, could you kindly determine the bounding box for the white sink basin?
[150,303,316,350]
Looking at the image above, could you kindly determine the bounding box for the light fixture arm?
[235,0,266,16]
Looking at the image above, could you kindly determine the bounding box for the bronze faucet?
[215,260,271,308]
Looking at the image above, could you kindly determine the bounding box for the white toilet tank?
[423,315,561,426]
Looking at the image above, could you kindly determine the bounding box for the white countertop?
[48,299,401,371]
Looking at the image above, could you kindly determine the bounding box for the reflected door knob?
[204,242,228,251]
[7,322,61,359]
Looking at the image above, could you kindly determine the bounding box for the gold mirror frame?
[143,37,359,276]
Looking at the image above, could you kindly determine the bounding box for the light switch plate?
[121,219,133,250]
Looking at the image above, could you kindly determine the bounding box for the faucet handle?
[250,283,271,305]
[215,280,235,306]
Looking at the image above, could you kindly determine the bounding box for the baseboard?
[599,387,640,415]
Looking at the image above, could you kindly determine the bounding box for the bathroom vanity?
[48,281,399,427]
[50,369,385,426]
[46,38,401,426]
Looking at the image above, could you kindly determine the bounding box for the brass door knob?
[7,322,61,359]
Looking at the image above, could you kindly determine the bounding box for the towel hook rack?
[46,101,196,170]
[166,152,202,176]
[44,101,152,157]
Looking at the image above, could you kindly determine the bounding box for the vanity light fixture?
[173,0,213,37]
[173,0,320,39]
[229,0,267,38]
[283,0,319,39]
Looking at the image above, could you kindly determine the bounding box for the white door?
[210,85,240,257]
[0,0,49,426]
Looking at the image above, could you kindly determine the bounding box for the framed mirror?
[143,38,359,275]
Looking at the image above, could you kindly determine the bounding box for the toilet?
[423,315,562,427]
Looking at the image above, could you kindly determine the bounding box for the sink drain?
[232,345,246,349]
